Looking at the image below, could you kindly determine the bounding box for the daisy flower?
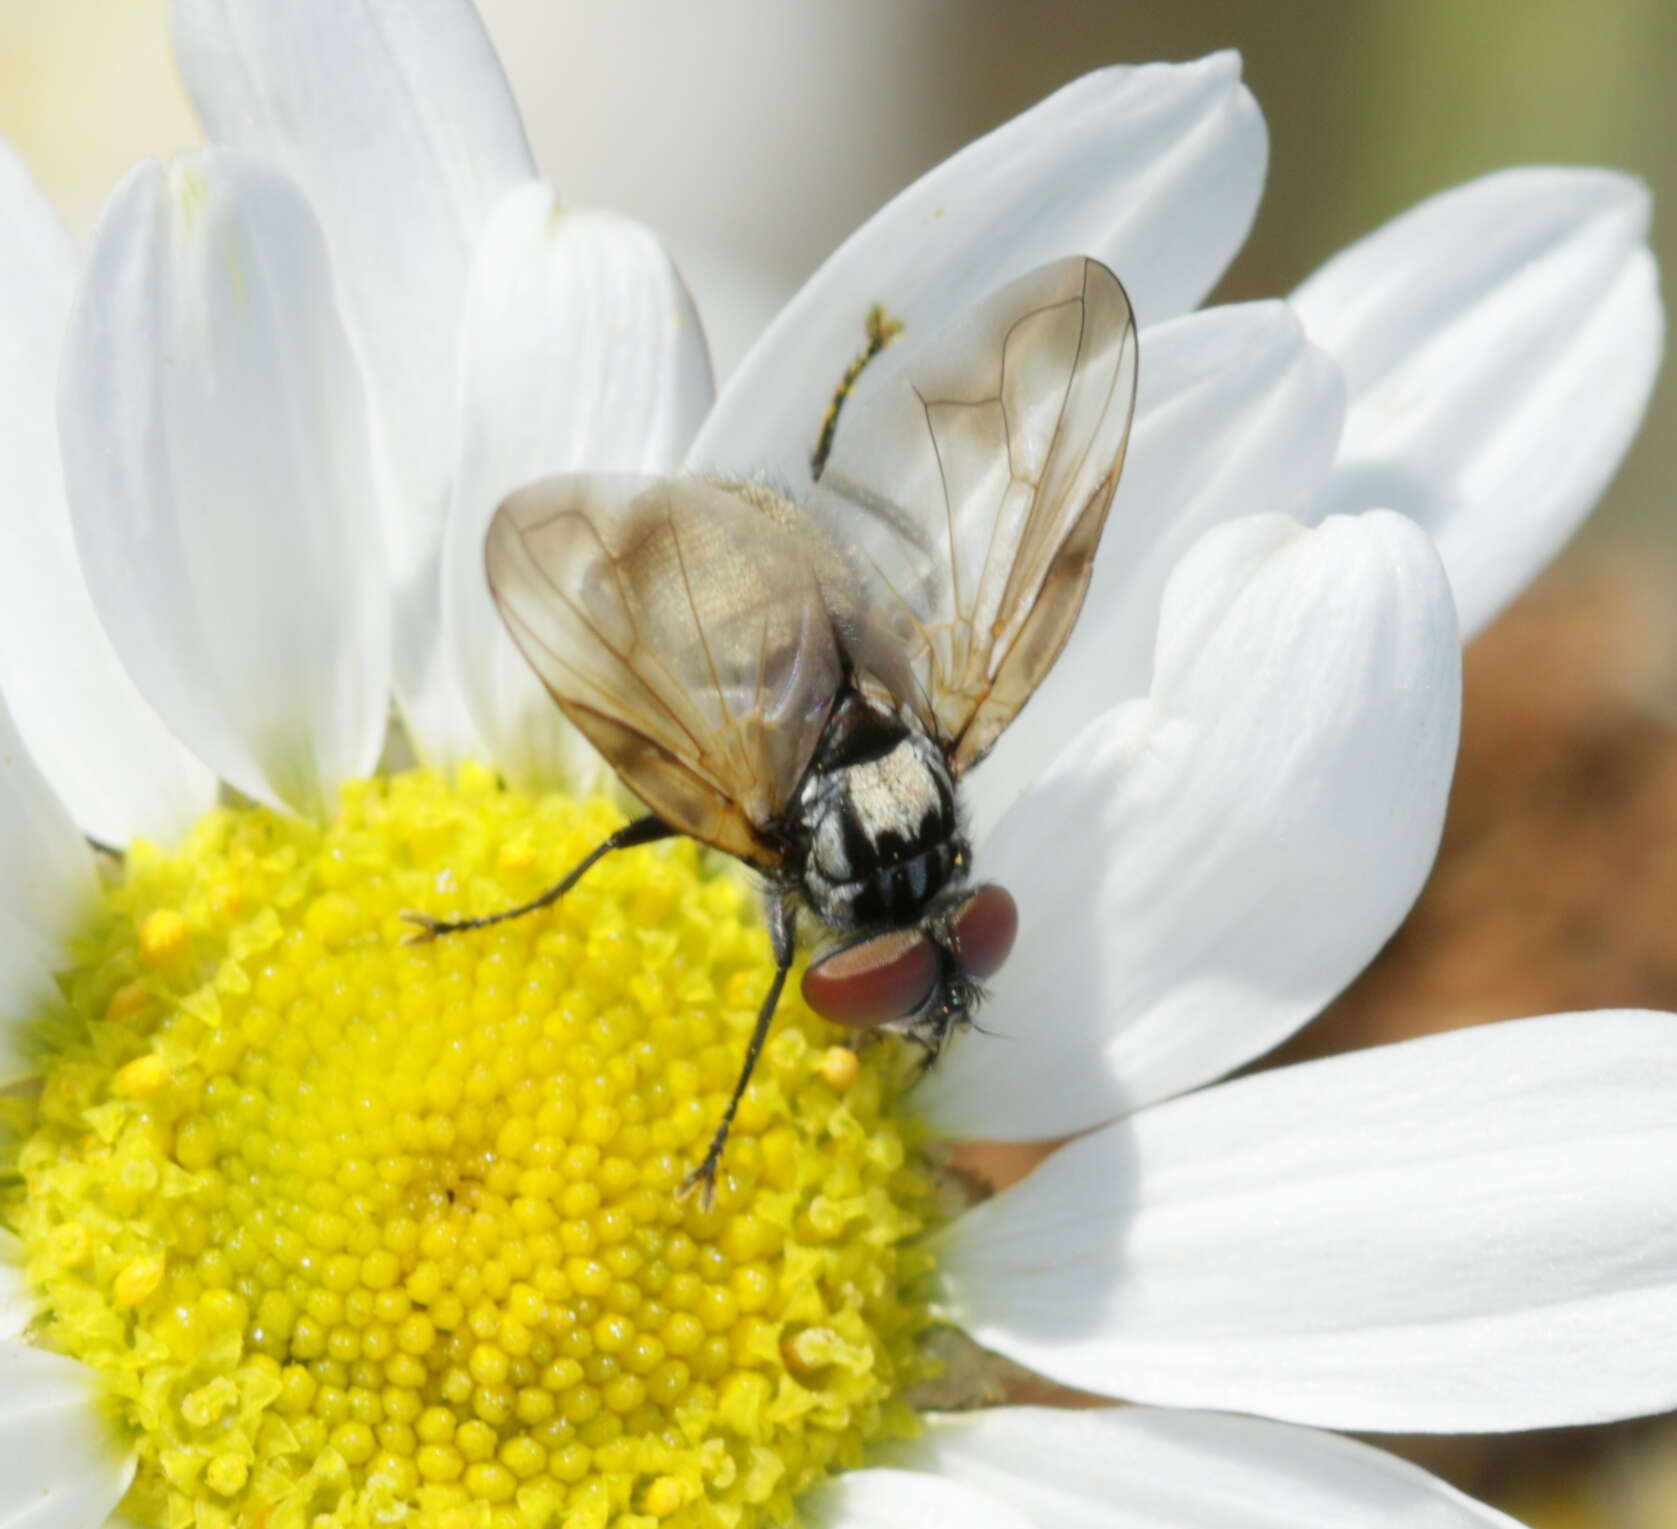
[1,4,1670,1528]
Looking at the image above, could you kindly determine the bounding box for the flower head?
[0,4,1671,1528]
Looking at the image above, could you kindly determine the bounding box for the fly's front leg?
[679,894,798,1209]
[401,814,676,943]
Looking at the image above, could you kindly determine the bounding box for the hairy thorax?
[791,695,967,930]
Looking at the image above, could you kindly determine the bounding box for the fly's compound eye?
[802,928,939,1030]
[950,884,1018,981]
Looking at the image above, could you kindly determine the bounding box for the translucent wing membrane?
[807,257,1138,773]
[486,475,846,864]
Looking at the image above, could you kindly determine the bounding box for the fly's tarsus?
[399,910,444,946]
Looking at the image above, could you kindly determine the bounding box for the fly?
[406,257,1138,1205]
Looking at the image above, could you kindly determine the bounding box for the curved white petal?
[0,1232,28,1338]
[968,301,1347,838]
[0,140,215,848]
[885,1407,1526,1528]
[172,0,536,759]
[1294,168,1662,638]
[390,617,486,774]
[443,183,714,793]
[801,1468,1035,1529]
[689,54,1265,502]
[0,1342,135,1529]
[922,510,1460,1140]
[0,915,62,1086]
[170,0,532,559]
[60,151,390,822]
[0,693,96,957]
[941,1010,1677,1432]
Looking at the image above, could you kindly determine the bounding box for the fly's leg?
[401,814,675,943]
[679,895,797,1209]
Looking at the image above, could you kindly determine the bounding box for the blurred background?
[2,2,1673,1524]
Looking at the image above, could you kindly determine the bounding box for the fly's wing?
[806,257,1137,775]
[486,474,845,867]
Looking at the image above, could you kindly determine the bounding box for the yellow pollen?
[49,1221,91,1269]
[104,979,151,1023]
[818,1046,860,1093]
[7,767,934,1529]
[499,838,538,878]
[206,1453,249,1496]
[643,1476,686,1517]
[113,1254,166,1309]
[137,906,189,964]
[112,1053,172,1098]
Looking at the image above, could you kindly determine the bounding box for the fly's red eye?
[950,884,1018,980]
[802,929,939,1030]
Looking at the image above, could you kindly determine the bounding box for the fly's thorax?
[793,702,967,931]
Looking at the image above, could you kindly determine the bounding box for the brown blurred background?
[3,3,1673,1523]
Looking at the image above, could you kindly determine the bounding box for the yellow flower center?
[6,767,933,1529]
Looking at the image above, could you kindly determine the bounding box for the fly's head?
[799,883,1019,1065]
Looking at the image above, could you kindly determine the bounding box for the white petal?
[0,916,62,1086]
[0,1231,30,1339]
[170,0,532,554]
[0,1280,24,1350]
[443,184,713,793]
[888,1408,1526,1529]
[886,1407,1528,1528]
[689,54,1265,501]
[968,301,1347,838]
[59,151,390,822]
[801,1468,1036,1529]
[1294,168,1662,638]
[0,693,96,956]
[0,1342,135,1529]
[0,140,215,848]
[922,510,1459,1140]
[940,1010,1677,1432]
[173,0,535,759]
[388,623,486,774]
